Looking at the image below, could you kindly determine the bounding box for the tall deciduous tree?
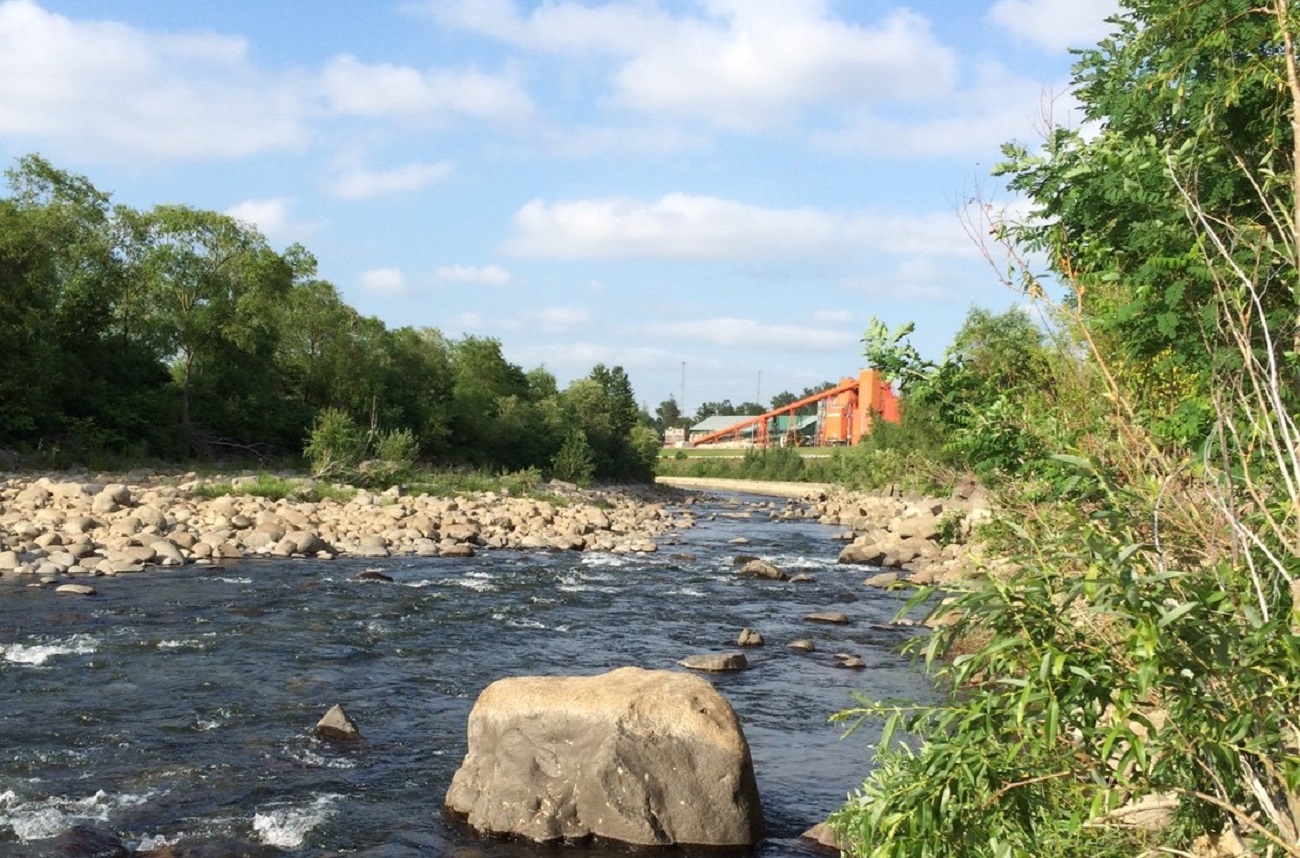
[138,205,293,451]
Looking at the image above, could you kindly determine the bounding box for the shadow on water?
[0,491,933,857]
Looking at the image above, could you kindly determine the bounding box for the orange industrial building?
[690,369,900,448]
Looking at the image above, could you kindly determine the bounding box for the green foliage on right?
[832,2,1300,855]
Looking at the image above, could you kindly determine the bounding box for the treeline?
[0,155,658,482]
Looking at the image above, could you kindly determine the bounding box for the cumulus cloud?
[359,267,408,294]
[434,264,518,286]
[321,54,534,123]
[988,0,1120,52]
[420,0,957,130]
[0,0,307,160]
[330,161,454,199]
[612,5,956,129]
[647,316,853,351]
[225,197,293,238]
[505,193,976,261]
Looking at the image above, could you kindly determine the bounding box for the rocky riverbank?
[0,472,688,586]
[664,477,996,588]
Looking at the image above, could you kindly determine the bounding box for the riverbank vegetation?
[0,156,659,485]
[830,2,1300,856]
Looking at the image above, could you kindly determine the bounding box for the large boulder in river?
[445,666,764,848]
[738,558,788,581]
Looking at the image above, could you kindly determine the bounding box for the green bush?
[303,408,366,479]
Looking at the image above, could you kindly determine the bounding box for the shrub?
[551,429,596,486]
[303,408,365,479]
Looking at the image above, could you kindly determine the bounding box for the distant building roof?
[690,415,753,433]
[689,414,819,436]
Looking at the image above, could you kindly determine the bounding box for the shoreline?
[654,475,832,499]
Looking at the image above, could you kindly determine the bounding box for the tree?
[654,396,686,431]
[137,205,293,451]
[693,400,735,423]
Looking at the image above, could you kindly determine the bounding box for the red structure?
[691,370,900,448]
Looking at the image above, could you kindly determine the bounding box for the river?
[0,491,930,857]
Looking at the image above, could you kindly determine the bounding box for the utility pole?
[680,361,686,412]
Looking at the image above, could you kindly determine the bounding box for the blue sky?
[0,0,1117,413]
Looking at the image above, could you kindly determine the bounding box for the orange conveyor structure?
[690,369,900,448]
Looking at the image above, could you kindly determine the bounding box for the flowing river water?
[0,491,932,857]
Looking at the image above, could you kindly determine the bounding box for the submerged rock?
[801,820,844,852]
[679,652,749,672]
[445,666,764,848]
[805,611,849,625]
[45,825,130,858]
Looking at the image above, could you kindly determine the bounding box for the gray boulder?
[314,703,362,742]
[445,666,763,848]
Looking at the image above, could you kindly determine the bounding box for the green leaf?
[1157,601,1195,628]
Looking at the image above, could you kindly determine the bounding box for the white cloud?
[225,197,293,238]
[434,264,518,286]
[535,306,591,332]
[506,193,977,261]
[613,5,956,129]
[414,0,675,56]
[359,267,408,294]
[0,0,307,160]
[988,0,1120,52]
[321,54,534,123]
[330,161,454,199]
[422,0,957,130]
[647,317,853,351]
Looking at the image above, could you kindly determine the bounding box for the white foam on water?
[0,787,151,842]
[214,576,253,585]
[668,586,706,597]
[252,794,342,849]
[451,572,497,592]
[285,746,358,770]
[1,634,98,666]
[399,579,436,588]
[133,833,178,852]
[580,554,629,569]
[157,639,205,651]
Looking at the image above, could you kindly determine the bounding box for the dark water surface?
[0,493,930,856]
